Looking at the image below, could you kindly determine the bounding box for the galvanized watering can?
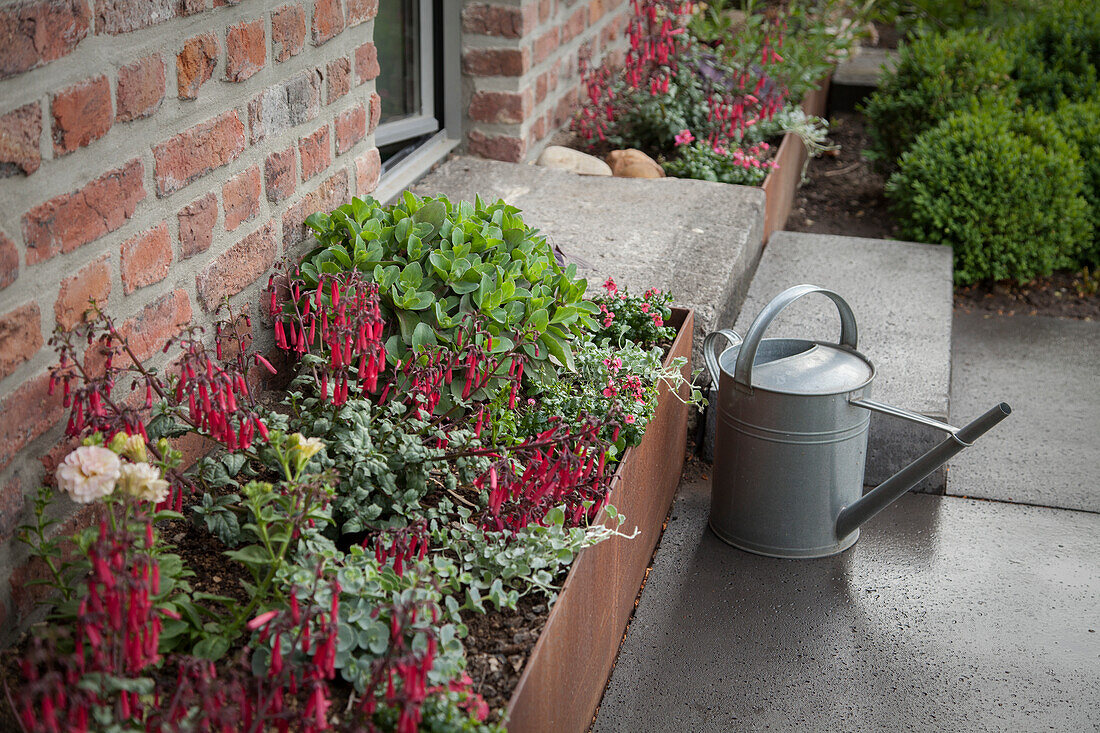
[704,284,1010,558]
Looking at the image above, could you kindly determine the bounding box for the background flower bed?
[4,194,702,732]
[567,0,871,184]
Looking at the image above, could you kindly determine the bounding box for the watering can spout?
[835,402,1012,540]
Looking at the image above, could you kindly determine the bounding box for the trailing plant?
[886,104,1092,284]
[860,28,1017,167]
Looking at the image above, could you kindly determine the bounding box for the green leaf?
[399,261,423,289]
[529,308,549,334]
[411,322,437,349]
[224,544,271,567]
[193,636,231,661]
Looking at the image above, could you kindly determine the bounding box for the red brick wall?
[0,0,379,640]
[461,0,630,162]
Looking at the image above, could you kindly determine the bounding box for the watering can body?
[705,285,1010,559]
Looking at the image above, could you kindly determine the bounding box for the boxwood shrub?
[1008,0,1100,110]
[860,28,1016,167]
[1050,99,1100,266]
[885,105,1092,284]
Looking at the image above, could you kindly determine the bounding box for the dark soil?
[785,112,1100,320]
[785,111,898,240]
[955,272,1100,320]
[462,594,550,722]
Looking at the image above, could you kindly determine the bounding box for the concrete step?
[828,46,898,113]
[411,156,767,364]
[718,231,953,493]
[949,311,1100,512]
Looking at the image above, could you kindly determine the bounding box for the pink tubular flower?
[674,128,694,146]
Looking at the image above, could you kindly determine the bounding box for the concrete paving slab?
[594,478,1100,733]
[829,47,898,113]
[718,232,953,492]
[948,312,1100,512]
[412,156,767,362]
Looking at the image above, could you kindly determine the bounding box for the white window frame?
[373,0,462,203]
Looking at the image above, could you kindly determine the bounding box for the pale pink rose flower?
[56,446,121,504]
[118,462,170,504]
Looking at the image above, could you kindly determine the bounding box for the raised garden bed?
[505,307,693,732]
[760,80,830,242]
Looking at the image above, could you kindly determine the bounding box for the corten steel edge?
[761,79,831,242]
[503,308,694,733]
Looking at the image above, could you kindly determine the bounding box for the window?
[371,0,460,198]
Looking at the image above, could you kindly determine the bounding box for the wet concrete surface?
[948,312,1100,513]
[594,478,1100,732]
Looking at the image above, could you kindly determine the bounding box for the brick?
[153,110,245,196]
[327,56,350,104]
[51,74,111,154]
[282,169,348,249]
[22,158,145,264]
[116,54,165,122]
[346,0,376,25]
[469,90,532,125]
[539,0,552,22]
[0,374,64,472]
[552,86,579,128]
[0,475,23,544]
[367,91,381,134]
[213,0,240,6]
[177,32,218,100]
[299,125,331,181]
[95,0,175,34]
[271,3,306,62]
[226,18,265,82]
[264,147,296,202]
[0,232,17,289]
[589,0,604,24]
[354,41,379,84]
[463,47,530,77]
[178,0,205,15]
[222,164,261,231]
[116,289,192,361]
[196,221,276,310]
[0,102,41,177]
[312,0,344,45]
[0,303,43,381]
[177,193,217,258]
[334,104,365,155]
[462,3,536,38]
[55,255,110,330]
[355,147,380,196]
[534,27,560,64]
[120,221,171,293]
[247,69,321,144]
[562,4,587,43]
[0,0,90,80]
[527,114,548,147]
[467,129,526,163]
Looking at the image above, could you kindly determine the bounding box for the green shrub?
[860,28,1016,167]
[875,0,1038,35]
[1009,1,1100,110]
[885,105,1092,284]
[1050,98,1100,266]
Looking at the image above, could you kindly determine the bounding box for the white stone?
[535,145,612,176]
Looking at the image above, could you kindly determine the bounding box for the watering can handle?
[703,329,743,386]
[734,284,859,390]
